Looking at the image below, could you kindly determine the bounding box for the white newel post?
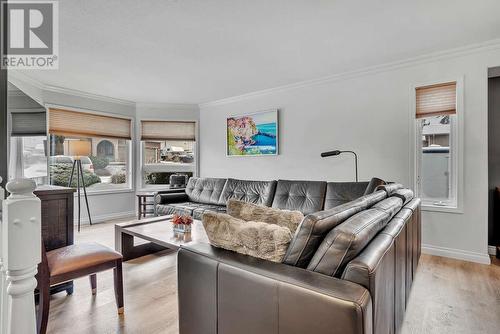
[1,178,41,334]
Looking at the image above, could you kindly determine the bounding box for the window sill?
[421,203,463,214]
[73,188,134,197]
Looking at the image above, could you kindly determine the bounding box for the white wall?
[200,45,500,264]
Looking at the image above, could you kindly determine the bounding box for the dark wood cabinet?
[35,185,76,294]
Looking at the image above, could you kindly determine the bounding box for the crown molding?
[135,102,199,111]
[8,71,136,107]
[199,38,500,108]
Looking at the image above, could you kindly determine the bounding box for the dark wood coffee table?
[114,216,208,261]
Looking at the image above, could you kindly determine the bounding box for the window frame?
[139,118,199,190]
[45,104,135,195]
[409,77,464,213]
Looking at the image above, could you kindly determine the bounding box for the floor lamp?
[68,141,92,232]
[320,150,358,182]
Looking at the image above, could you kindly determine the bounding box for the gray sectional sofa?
[172,177,421,334]
[154,177,384,219]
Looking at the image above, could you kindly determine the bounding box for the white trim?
[44,103,135,121]
[78,210,136,225]
[200,38,500,107]
[488,245,497,256]
[421,244,491,265]
[135,102,199,111]
[73,188,134,197]
[409,77,464,214]
[9,71,136,106]
[421,204,463,214]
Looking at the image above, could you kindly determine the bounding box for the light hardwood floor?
[46,218,500,334]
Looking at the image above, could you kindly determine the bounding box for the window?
[9,111,48,185]
[48,108,132,192]
[140,120,196,188]
[414,81,459,209]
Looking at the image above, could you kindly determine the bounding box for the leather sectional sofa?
[169,177,421,334]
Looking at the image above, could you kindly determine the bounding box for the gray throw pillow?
[202,211,293,263]
[226,199,303,234]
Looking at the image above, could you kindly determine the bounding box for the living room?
[0,1,499,334]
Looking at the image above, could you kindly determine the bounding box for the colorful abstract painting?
[226,109,278,156]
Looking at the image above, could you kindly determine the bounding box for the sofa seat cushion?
[202,212,293,263]
[185,177,227,205]
[156,202,196,217]
[192,204,227,220]
[157,202,226,219]
[227,199,303,233]
[307,196,403,277]
[283,190,387,268]
[271,180,327,215]
[219,179,277,206]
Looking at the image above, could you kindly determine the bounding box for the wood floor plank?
[45,218,500,334]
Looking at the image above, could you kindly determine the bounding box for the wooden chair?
[36,242,124,334]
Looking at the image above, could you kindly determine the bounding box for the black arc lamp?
[321,150,358,182]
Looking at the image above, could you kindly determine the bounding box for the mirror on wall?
[7,82,48,185]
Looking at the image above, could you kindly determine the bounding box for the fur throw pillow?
[226,199,303,234]
[202,211,293,263]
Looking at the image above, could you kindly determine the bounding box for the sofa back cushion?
[283,190,387,268]
[185,177,227,205]
[376,183,403,196]
[219,179,277,206]
[306,196,403,277]
[271,180,327,215]
[324,181,369,210]
[363,177,387,195]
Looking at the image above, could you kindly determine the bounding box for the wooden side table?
[136,192,156,220]
[137,188,186,220]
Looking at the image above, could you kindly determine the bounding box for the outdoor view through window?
[419,115,453,204]
[143,139,195,186]
[48,135,130,191]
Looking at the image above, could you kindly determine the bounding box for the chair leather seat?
[47,242,122,277]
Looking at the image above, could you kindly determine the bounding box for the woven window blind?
[141,120,196,141]
[11,111,47,136]
[416,82,456,118]
[49,108,131,139]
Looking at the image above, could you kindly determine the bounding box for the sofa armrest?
[154,192,189,205]
[178,242,372,334]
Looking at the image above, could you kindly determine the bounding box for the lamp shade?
[68,140,91,157]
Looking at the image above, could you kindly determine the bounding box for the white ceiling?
[20,0,500,104]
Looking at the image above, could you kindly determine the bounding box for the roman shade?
[416,82,456,118]
[141,120,196,141]
[49,108,132,139]
[11,111,47,136]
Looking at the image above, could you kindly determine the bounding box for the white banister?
[0,176,6,334]
[1,178,41,334]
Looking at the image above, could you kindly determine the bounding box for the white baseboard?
[421,244,491,265]
[488,245,497,256]
[77,211,136,225]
